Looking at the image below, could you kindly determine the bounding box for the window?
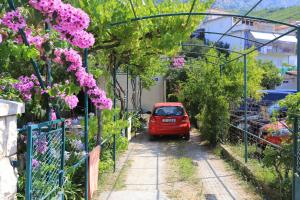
[153,106,184,116]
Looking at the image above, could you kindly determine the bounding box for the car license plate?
[162,119,176,123]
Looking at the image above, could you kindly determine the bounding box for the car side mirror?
[146,111,152,115]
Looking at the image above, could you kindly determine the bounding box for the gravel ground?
[97,129,261,200]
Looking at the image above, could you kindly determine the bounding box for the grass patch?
[219,143,283,200]
[114,160,132,190]
[166,155,203,200]
[174,157,196,182]
[224,144,276,183]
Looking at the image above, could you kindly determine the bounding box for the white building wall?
[116,75,166,112]
[257,54,290,68]
[200,17,245,50]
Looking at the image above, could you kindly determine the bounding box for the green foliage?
[279,92,300,122]
[0,74,22,101]
[0,35,40,80]
[69,0,213,112]
[128,112,143,133]
[252,6,300,22]
[63,174,84,200]
[178,49,263,145]
[258,60,283,89]
[262,143,293,199]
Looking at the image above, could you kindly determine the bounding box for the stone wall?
[0,99,25,200]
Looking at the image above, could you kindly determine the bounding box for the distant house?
[196,9,297,70]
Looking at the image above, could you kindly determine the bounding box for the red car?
[257,121,291,154]
[148,102,190,140]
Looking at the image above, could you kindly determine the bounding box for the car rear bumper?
[148,124,190,136]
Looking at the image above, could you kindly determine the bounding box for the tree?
[70,0,213,114]
[178,49,263,145]
[258,60,283,89]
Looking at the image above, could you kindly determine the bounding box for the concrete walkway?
[98,130,261,200]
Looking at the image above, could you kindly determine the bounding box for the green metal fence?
[294,116,300,200]
[25,119,65,200]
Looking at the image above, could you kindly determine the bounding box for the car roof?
[154,102,183,108]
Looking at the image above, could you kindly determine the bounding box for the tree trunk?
[131,77,137,110]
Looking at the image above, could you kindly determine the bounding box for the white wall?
[257,54,290,68]
[116,75,166,112]
[0,99,25,200]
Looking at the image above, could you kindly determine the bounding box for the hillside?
[251,6,300,22]
[213,0,300,11]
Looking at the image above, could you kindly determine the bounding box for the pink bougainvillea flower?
[15,28,45,50]
[63,30,95,49]
[13,75,38,101]
[29,0,61,15]
[172,56,185,69]
[50,109,57,120]
[52,48,112,110]
[2,10,26,32]
[53,48,82,71]
[54,3,90,32]
[64,95,79,109]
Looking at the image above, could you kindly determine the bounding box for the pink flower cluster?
[16,29,45,50]
[1,10,26,32]
[29,0,94,48]
[64,95,79,109]
[61,30,95,49]
[54,48,82,72]
[14,74,39,101]
[172,56,185,69]
[53,48,112,110]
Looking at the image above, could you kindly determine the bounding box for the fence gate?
[25,119,65,199]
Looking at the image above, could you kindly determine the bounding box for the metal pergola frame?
[110,1,300,200]
[5,0,299,199]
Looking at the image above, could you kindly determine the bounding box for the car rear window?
[153,106,184,116]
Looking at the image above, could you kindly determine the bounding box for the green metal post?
[83,49,89,200]
[45,22,52,120]
[59,120,65,199]
[243,54,248,163]
[126,66,129,119]
[125,65,129,137]
[293,28,300,200]
[113,66,117,172]
[25,126,33,200]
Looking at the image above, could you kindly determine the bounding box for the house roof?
[251,31,297,43]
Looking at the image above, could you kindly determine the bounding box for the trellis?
[109,1,300,199]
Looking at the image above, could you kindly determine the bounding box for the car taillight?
[182,115,189,123]
[150,116,156,123]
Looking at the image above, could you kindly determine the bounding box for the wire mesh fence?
[225,107,286,158]
[25,119,65,200]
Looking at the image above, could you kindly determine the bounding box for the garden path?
[97,129,261,200]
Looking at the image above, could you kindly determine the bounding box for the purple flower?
[13,75,38,101]
[2,10,26,32]
[73,139,84,151]
[34,137,48,154]
[32,159,40,169]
